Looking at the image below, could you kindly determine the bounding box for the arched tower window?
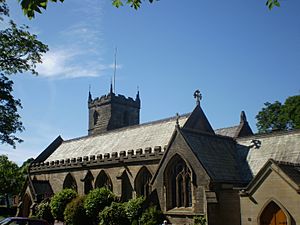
[260,201,288,225]
[93,110,99,125]
[134,167,152,197]
[95,170,113,191]
[164,154,192,210]
[83,171,94,194]
[121,170,133,202]
[63,173,78,192]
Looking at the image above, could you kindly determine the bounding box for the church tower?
[88,85,141,135]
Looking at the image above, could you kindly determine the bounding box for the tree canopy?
[256,95,300,133]
[18,0,282,19]
[0,0,48,148]
[0,155,25,207]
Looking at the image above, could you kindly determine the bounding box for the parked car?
[0,217,50,225]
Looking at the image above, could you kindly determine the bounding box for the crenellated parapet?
[89,92,140,109]
[30,146,165,173]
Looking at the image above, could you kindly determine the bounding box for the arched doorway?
[22,193,32,217]
[260,201,287,225]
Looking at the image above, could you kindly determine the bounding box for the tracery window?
[134,167,152,197]
[165,155,192,210]
[121,170,133,202]
[95,170,113,191]
[83,171,94,194]
[63,173,78,192]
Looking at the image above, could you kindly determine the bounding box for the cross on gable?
[193,89,202,105]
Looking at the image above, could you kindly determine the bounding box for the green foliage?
[266,0,280,10]
[64,196,91,225]
[256,95,300,133]
[84,188,116,224]
[139,206,163,225]
[50,189,77,221]
[99,202,130,225]
[0,155,24,207]
[124,196,145,223]
[0,0,48,148]
[36,200,54,224]
[194,215,207,225]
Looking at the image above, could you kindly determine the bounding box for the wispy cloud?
[36,0,115,79]
[37,49,108,79]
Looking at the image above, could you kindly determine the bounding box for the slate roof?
[236,129,300,177]
[45,115,189,162]
[215,126,240,138]
[181,128,246,184]
[276,161,300,187]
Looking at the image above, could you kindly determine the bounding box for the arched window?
[83,171,94,194]
[134,167,152,197]
[95,170,113,191]
[164,154,192,210]
[121,170,133,202]
[260,201,287,225]
[93,110,99,125]
[63,173,78,192]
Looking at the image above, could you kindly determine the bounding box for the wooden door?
[260,201,287,225]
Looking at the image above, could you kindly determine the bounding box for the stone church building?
[19,88,300,225]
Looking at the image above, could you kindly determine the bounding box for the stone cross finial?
[176,113,180,127]
[193,89,202,105]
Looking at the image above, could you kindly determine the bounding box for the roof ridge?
[237,128,300,141]
[63,113,191,144]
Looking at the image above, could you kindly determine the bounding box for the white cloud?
[35,0,111,80]
[37,49,109,79]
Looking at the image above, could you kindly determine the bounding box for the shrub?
[99,202,130,225]
[64,196,91,225]
[139,206,163,225]
[84,188,116,224]
[124,196,145,224]
[50,189,77,221]
[35,200,54,224]
[194,215,207,225]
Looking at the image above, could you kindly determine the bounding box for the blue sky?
[2,0,300,164]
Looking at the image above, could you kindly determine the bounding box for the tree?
[0,0,48,148]
[98,202,130,225]
[256,95,300,133]
[64,196,91,225]
[84,187,116,224]
[0,155,24,207]
[18,0,281,19]
[50,188,77,221]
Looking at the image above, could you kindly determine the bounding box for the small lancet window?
[93,110,99,125]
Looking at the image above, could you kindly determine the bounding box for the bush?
[124,196,145,224]
[194,215,207,225]
[139,206,163,225]
[35,200,54,224]
[64,196,91,225]
[99,202,130,225]
[50,189,77,221]
[84,187,116,223]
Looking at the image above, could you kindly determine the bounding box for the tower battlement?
[88,89,141,136]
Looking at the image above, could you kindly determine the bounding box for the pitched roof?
[215,125,240,137]
[181,128,246,184]
[242,159,300,195]
[236,129,300,177]
[44,115,189,162]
